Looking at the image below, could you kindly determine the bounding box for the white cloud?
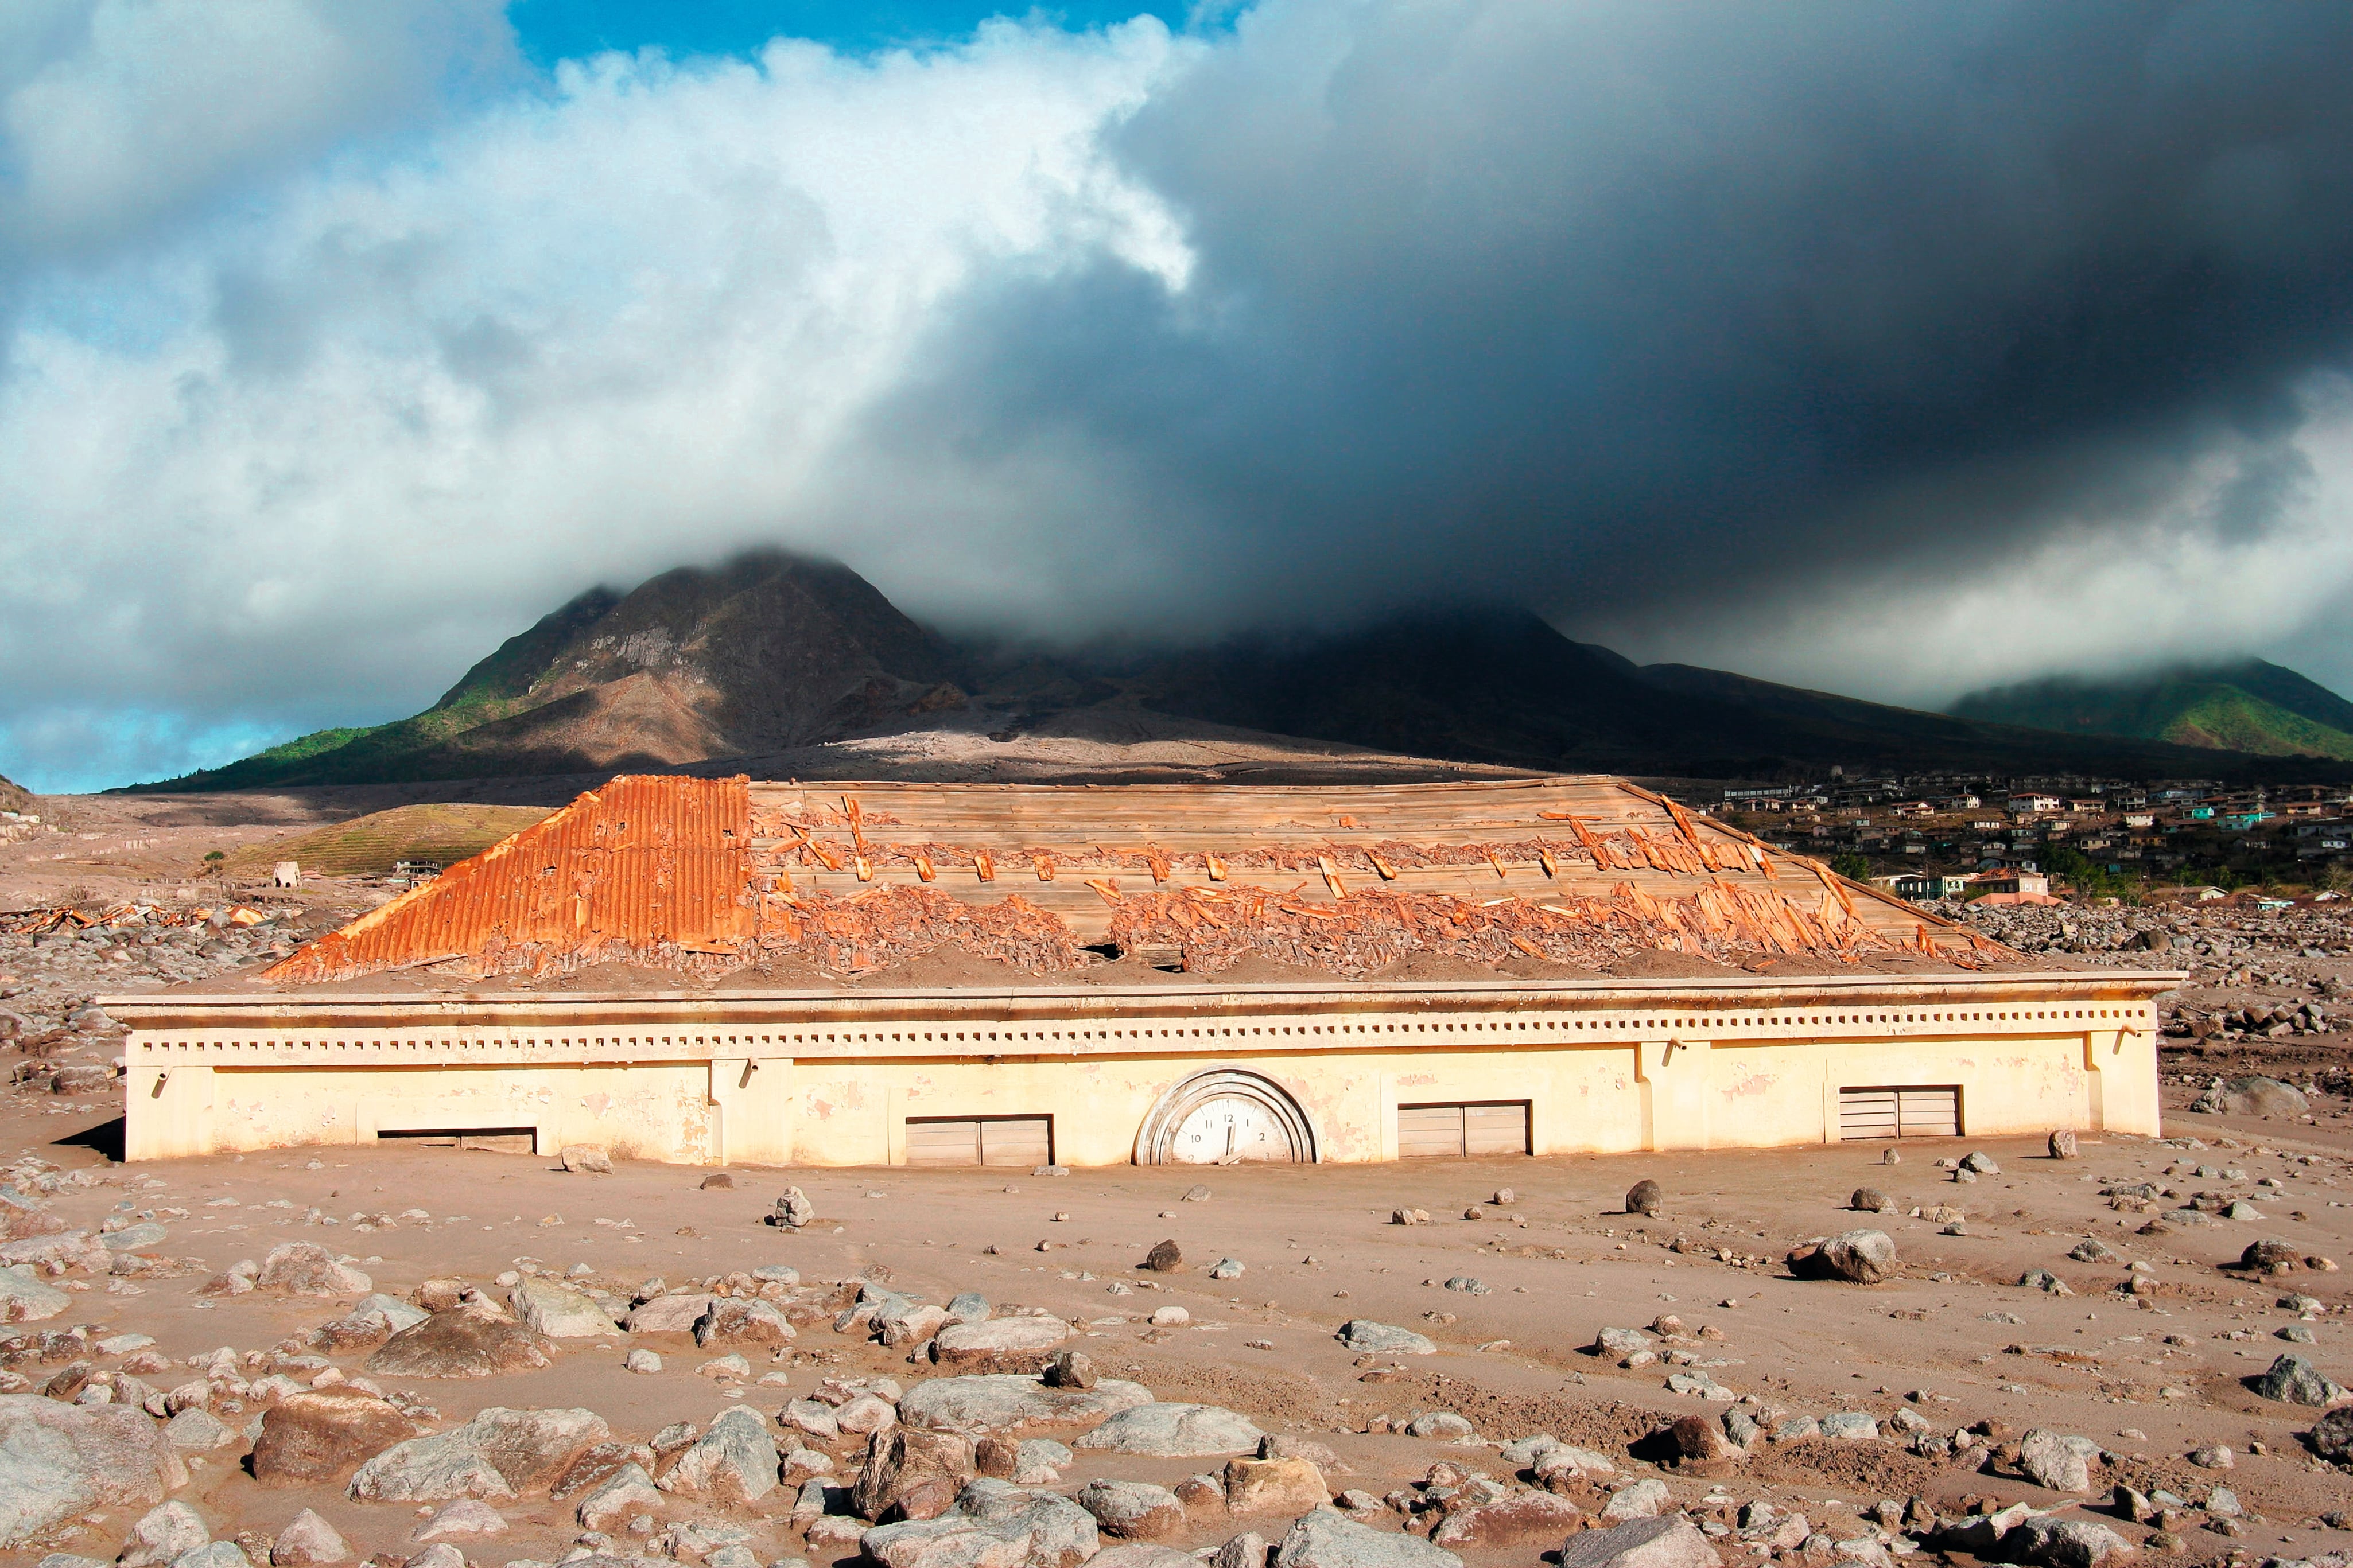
[0,0,515,264]
[0,14,1194,787]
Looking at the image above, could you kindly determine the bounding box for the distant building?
[2008,794,2061,814]
[1971,873,2049,897]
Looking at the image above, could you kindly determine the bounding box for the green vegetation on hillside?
[225,803,554,878]
[1951,659,2353,760]
[136,586,623,792]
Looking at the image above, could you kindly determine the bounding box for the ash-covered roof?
[265,774,2005,986]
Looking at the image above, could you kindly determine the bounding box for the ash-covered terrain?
[0,899,2348,1568]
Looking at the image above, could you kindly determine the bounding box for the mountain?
[135,553,2344,792]
[153,551,962,789]
[1950,660,2353,762]
[0,772,30,814]
[1101,610,2298,779]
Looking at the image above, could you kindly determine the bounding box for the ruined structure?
[109,776,2172,1165]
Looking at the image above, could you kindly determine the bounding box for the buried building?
[109,775,2172,1166]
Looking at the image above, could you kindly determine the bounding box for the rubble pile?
[1104,884,1967,978]
[758,887,1088,976]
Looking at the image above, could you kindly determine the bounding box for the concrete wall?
[122,1021,2161,1166]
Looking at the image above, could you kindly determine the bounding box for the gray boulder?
[0,1393,185,1547]
[0,1266,70,1322]
[1092,1547,1206,1568]
[364,1304,553,1379]
[897,1374,1152,1435]
[2005,1517,2135,1568]
[863,1477,1100,1568]
[1273,1507,1462,1568]
[1075,1403,1265,1457]
[347,1406,609,1502]
[623,1293,714,1334]
[117,1501,208,1568]
[2017,1429,2091,1492]
[657,1406,778,1503]
[1558,1516,1721,1568]
[1790,1230,1897,1283]
[256,1243,370,1297]
[2253,1353,2349,1406]
[576,1462,659,1531]
[1335,1321,1435,1355]
[267,1509,350,1566]
[2211,1076,2311,1118]
[509,1278,616,1339]
[854,1426,976,1523]
[933,1316,1070,1371]
[1077,1478,1185,1539]
[2309,1404,2353,1461]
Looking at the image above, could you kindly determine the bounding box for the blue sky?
[507,0,1194,63]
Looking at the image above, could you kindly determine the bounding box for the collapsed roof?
[264,774,2007,986]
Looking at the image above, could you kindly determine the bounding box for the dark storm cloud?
[852,1,2353,659]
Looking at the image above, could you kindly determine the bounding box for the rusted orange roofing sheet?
[263,775,751,985]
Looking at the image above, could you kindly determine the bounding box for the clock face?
[1170,1093,1295,1163]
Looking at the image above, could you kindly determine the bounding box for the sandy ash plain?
[0,758,2349,1568]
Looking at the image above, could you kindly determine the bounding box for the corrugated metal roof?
[265,775,751,984]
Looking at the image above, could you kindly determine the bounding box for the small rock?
[1208,1259,1245,1281]
[1182,1186,1211,1202]
[624,1349,661,1374]
[1626,1180,1663,1216]
[1850,1189,1890,1213]
[1143,1240,1185,1273]
[2049,1130,2078,1160]
[1043,1351,1096,1390]
[1404,1411,1475,1441]
[558,1145,612,1175]
[2187,1445,2231,1469]
[1960,1151,2000,1174]
[700,1172,734,1189]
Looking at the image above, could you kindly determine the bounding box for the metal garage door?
[1397,1102,1531,1158]
[1838,1086,1959,1141]
[904,1116,1054,1167]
